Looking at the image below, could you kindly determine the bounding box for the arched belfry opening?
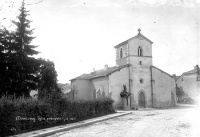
[138,91,145,108]
[138,46,143,56]
[120,48,123,58]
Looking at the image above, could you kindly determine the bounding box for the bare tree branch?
[26,0,43,6]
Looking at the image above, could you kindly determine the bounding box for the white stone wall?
[176,74,200,101]
[128,36,152,57]
[131,66,152,108]
[115,35,152,67]
[116,43,129,66]
[128,36,153,108]
[90,77,109,99]
[116,44,128,60]
[152,67,176,108]
[109,67,130,109]
[116,57,128,66]
[71,79,91,100]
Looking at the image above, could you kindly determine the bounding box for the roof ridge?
[151,65,172,77]
[114,33,153,48]
[183,68,198,75]
[70,64,131,81]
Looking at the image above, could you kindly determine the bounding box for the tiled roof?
[57,83,71,94]
[176,65,200,81]
[114,33,153,48]
[183,67,200,75]
[57,83,70,88]
[70,64,131,81]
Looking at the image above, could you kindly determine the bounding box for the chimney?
[194,65,199,70]
[104,64,108,70]
[93,68,95,72]
[172,74,176,79]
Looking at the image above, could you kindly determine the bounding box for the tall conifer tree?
[10,0,41,97]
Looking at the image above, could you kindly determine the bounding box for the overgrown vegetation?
[176,86,196,104]
[176,86,186,102]
[0,96,114,136]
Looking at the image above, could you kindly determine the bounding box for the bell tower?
[114,29,154,108]
[114,29,153,67]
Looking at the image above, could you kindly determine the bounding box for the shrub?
[0,96,55,136]
[0,95,114,136]
[0,96,19,136]
[57,97,115,121]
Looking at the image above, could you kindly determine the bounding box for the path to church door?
[139,92,145,108]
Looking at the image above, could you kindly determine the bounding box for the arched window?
[138,46,143,56]
[120,48,123,58]
[140,78,144,84]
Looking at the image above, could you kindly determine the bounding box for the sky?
[0,0,200,83]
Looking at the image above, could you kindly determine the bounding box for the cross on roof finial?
[138,28,141,34]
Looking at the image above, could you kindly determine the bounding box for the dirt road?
[49,104,200,137]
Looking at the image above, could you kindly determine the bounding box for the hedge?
[0,96,115,136]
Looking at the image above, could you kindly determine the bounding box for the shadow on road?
[165,103,198,110]
[136,103,198,111]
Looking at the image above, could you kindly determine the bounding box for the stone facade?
[176,65,200,102]
[151,66,176,107]
[70,29,177,109]
[71,79,91,100]
[108,67,130,109]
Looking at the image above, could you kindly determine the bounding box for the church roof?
[114,32,153,48]
[70,64,131,81]
[151,66,173,78]
[183,65,200,75]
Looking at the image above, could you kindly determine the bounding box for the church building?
[70,29,176,109]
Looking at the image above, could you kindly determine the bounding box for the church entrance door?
[139,92,145,108]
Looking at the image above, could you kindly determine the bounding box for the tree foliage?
[176,86,187,101]
[0,1,62,98]
[38,59,62,102]
[0,1,42,97]
[0,28,19,96]
[39,59,59,90]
